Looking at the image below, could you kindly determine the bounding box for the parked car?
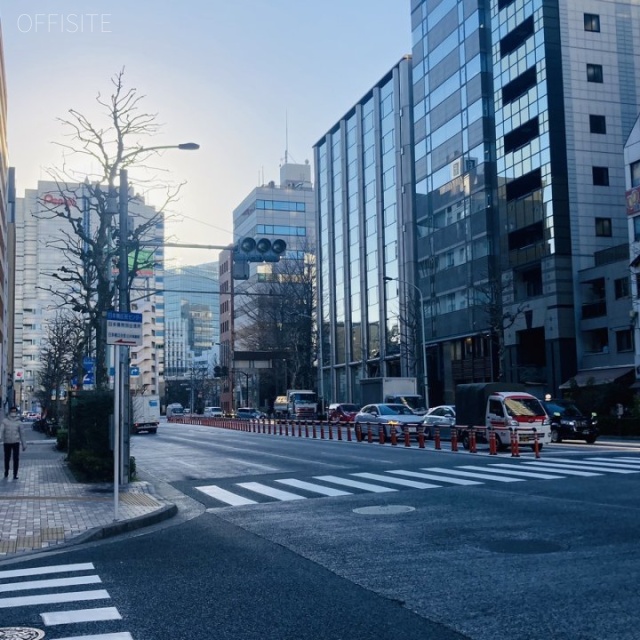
[354,403,422,438]
[328,403,360,423]
[203,406,224,418]
[541,399,599,444]
[235,407,266,420]
[422,405,456,440]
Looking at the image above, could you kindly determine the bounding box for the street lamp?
[384,276,429,410]
[112,141,199,518]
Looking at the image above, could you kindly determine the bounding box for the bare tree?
[34,69,184,388]
[36,311,87,421]
[234,248,316,391]
[474,271,528,381]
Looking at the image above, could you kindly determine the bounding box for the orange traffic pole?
[404,427,411,447]
[434,426,441,450]
[489,429,497,455]
[451,427,458,452]
[418,427,425,449]
[533,428,541,459]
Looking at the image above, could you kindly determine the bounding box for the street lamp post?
[384,276,429,410]
[112,142,199,519]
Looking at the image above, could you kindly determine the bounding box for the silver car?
[422,405,456,440]
[354,403,422,438]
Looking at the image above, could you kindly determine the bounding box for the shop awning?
[559,366,635,389]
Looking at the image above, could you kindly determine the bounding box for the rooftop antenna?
[285,109,288,165]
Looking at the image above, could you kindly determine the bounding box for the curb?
[67,502,179,546]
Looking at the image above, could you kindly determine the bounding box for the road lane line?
[386,470,482,485]
[314,475,397,492]
[54,633,133,640]
[237,482,306,501]
[0,575,101,593]
[0,563,95,579]
[556,457,640,471]
[195,485,257,505]
[352,472,441,489]
[520,462,601,476]
[275,479,352,496]
[528,459,637,474]
[421,467,524,482]
[41,606,122,625]
[0,589,110,609]
[466,465,566,479]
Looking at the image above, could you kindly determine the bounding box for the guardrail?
[166,416,543,457]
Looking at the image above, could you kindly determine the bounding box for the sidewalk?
[0,428,176,560]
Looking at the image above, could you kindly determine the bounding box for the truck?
[359,377,426,414]
[455,383,551,450]
[132,395,161,434]
[286,390,317,419]
[273,395,289,417]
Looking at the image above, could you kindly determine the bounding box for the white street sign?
[106,311,143,346]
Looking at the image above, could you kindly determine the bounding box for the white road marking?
[0,589,110,609]
[528,459,636,474]
[237,482,306,501]
[352,472,441,489]
[558,458,640,471]
[386,470,482,486]
[195,485,257,506]
[54,633,133,640]
[0,563,94,579]
[0,575,101,593]
[41,606,122,625]
[466,465,566,479]
[421,467,524,482]
[275,479,352,496]
[520,462,601,476]
[586,458,640,469]
[314,475,397,492]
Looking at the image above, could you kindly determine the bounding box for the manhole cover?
[483,539,567,554]
[0,629,45,640]
[353,505,416,515]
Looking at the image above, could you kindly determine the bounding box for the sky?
[0,1,411,266]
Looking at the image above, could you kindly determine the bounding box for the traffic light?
[234,237,287,263]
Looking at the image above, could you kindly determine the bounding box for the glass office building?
[411,0,640,401]
[314,57,417,406]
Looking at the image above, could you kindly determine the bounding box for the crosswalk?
[196,456,640,508]
[0,562,132,640]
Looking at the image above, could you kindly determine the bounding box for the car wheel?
[530,443,543,451]
[585,436,597,444]
[461,432,470,450]
[550,429,561,443]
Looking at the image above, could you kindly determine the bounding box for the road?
[2,419,640,640]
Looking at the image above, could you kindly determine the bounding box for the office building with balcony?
[410,0,640,402]
[314,57,417,406]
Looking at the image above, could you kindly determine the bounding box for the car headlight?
[387,420,400,425]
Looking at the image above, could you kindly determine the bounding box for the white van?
[203,406,223,418]
[166,403,184,419]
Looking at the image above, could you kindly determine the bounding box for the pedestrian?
[1,406,26,480]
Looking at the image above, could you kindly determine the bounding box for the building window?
[592,166,609,186]
[633,216,640,241]
[589,115,606,134]
[631,161,640,187]
[584,13,600,32]
[614,277,630,299]
[587,64,603,83]
[595,217,612,237]
[616,329,634,353]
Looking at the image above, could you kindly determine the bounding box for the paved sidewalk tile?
[0,433,170,558]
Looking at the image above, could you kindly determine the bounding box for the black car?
[541,399,598,444]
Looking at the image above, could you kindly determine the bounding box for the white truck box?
[132,395,161,434]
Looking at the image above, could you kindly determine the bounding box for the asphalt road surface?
[2,420,639,640]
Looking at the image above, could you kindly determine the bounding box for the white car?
[203,406,223,418]
[422,405,456,439]
[354,403,422,438]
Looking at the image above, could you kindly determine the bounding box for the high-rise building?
[314,57,416,406]
[221,162,316,411]
[410,0,640,402]
[14,181,164,405]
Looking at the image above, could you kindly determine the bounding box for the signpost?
[106,310,142,519]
